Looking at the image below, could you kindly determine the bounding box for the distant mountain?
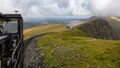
[2,22,46,33]
[24,16,91,24]
[23,22,46,29]
[3,16,90,33]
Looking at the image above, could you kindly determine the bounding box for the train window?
[3,20,18,33]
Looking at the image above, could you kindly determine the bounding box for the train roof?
[0,13,22,19]
[0,13,23,24]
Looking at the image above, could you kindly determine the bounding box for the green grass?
[37,29,120,68]
[24,23,69,39]
[57,29,88,37]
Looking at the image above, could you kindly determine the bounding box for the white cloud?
[89,0,120,16]
[0,0,120,17]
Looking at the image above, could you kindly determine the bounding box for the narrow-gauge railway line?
[23,33,52,68]
[24,33,51,49]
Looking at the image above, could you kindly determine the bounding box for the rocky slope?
[106,17,120,39]
[76,18,120,40]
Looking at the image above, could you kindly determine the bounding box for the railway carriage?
[0,13,23,68]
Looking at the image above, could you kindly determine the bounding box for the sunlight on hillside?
[24,24,69,39]
[110,16,120,21]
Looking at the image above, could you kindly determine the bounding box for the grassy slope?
[23,23,69,39]
[37,27,120,68]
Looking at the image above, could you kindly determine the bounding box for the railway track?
[24,33,52,49]
[23,33,53,68]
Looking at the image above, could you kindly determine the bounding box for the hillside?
[105,16,120,38]
[36,19,120,68]
[37,30,120,68]
[75,18,120,40]
[24,23,69,39]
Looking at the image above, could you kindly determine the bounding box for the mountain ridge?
[75,18,120,40]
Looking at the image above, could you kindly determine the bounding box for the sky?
[0,0,120,17]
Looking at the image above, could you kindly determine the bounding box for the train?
[0,13,23,68]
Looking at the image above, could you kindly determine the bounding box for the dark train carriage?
[0,13,23,68]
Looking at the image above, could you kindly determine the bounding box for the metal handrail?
[12,39,22,60]
[14,46,22,68]
[0,35,9,44]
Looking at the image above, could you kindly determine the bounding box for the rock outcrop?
[76,18,120,40]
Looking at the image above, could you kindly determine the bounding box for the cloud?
[89,0,120,16]
[24,0,92,17]
[0,0,120,17]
